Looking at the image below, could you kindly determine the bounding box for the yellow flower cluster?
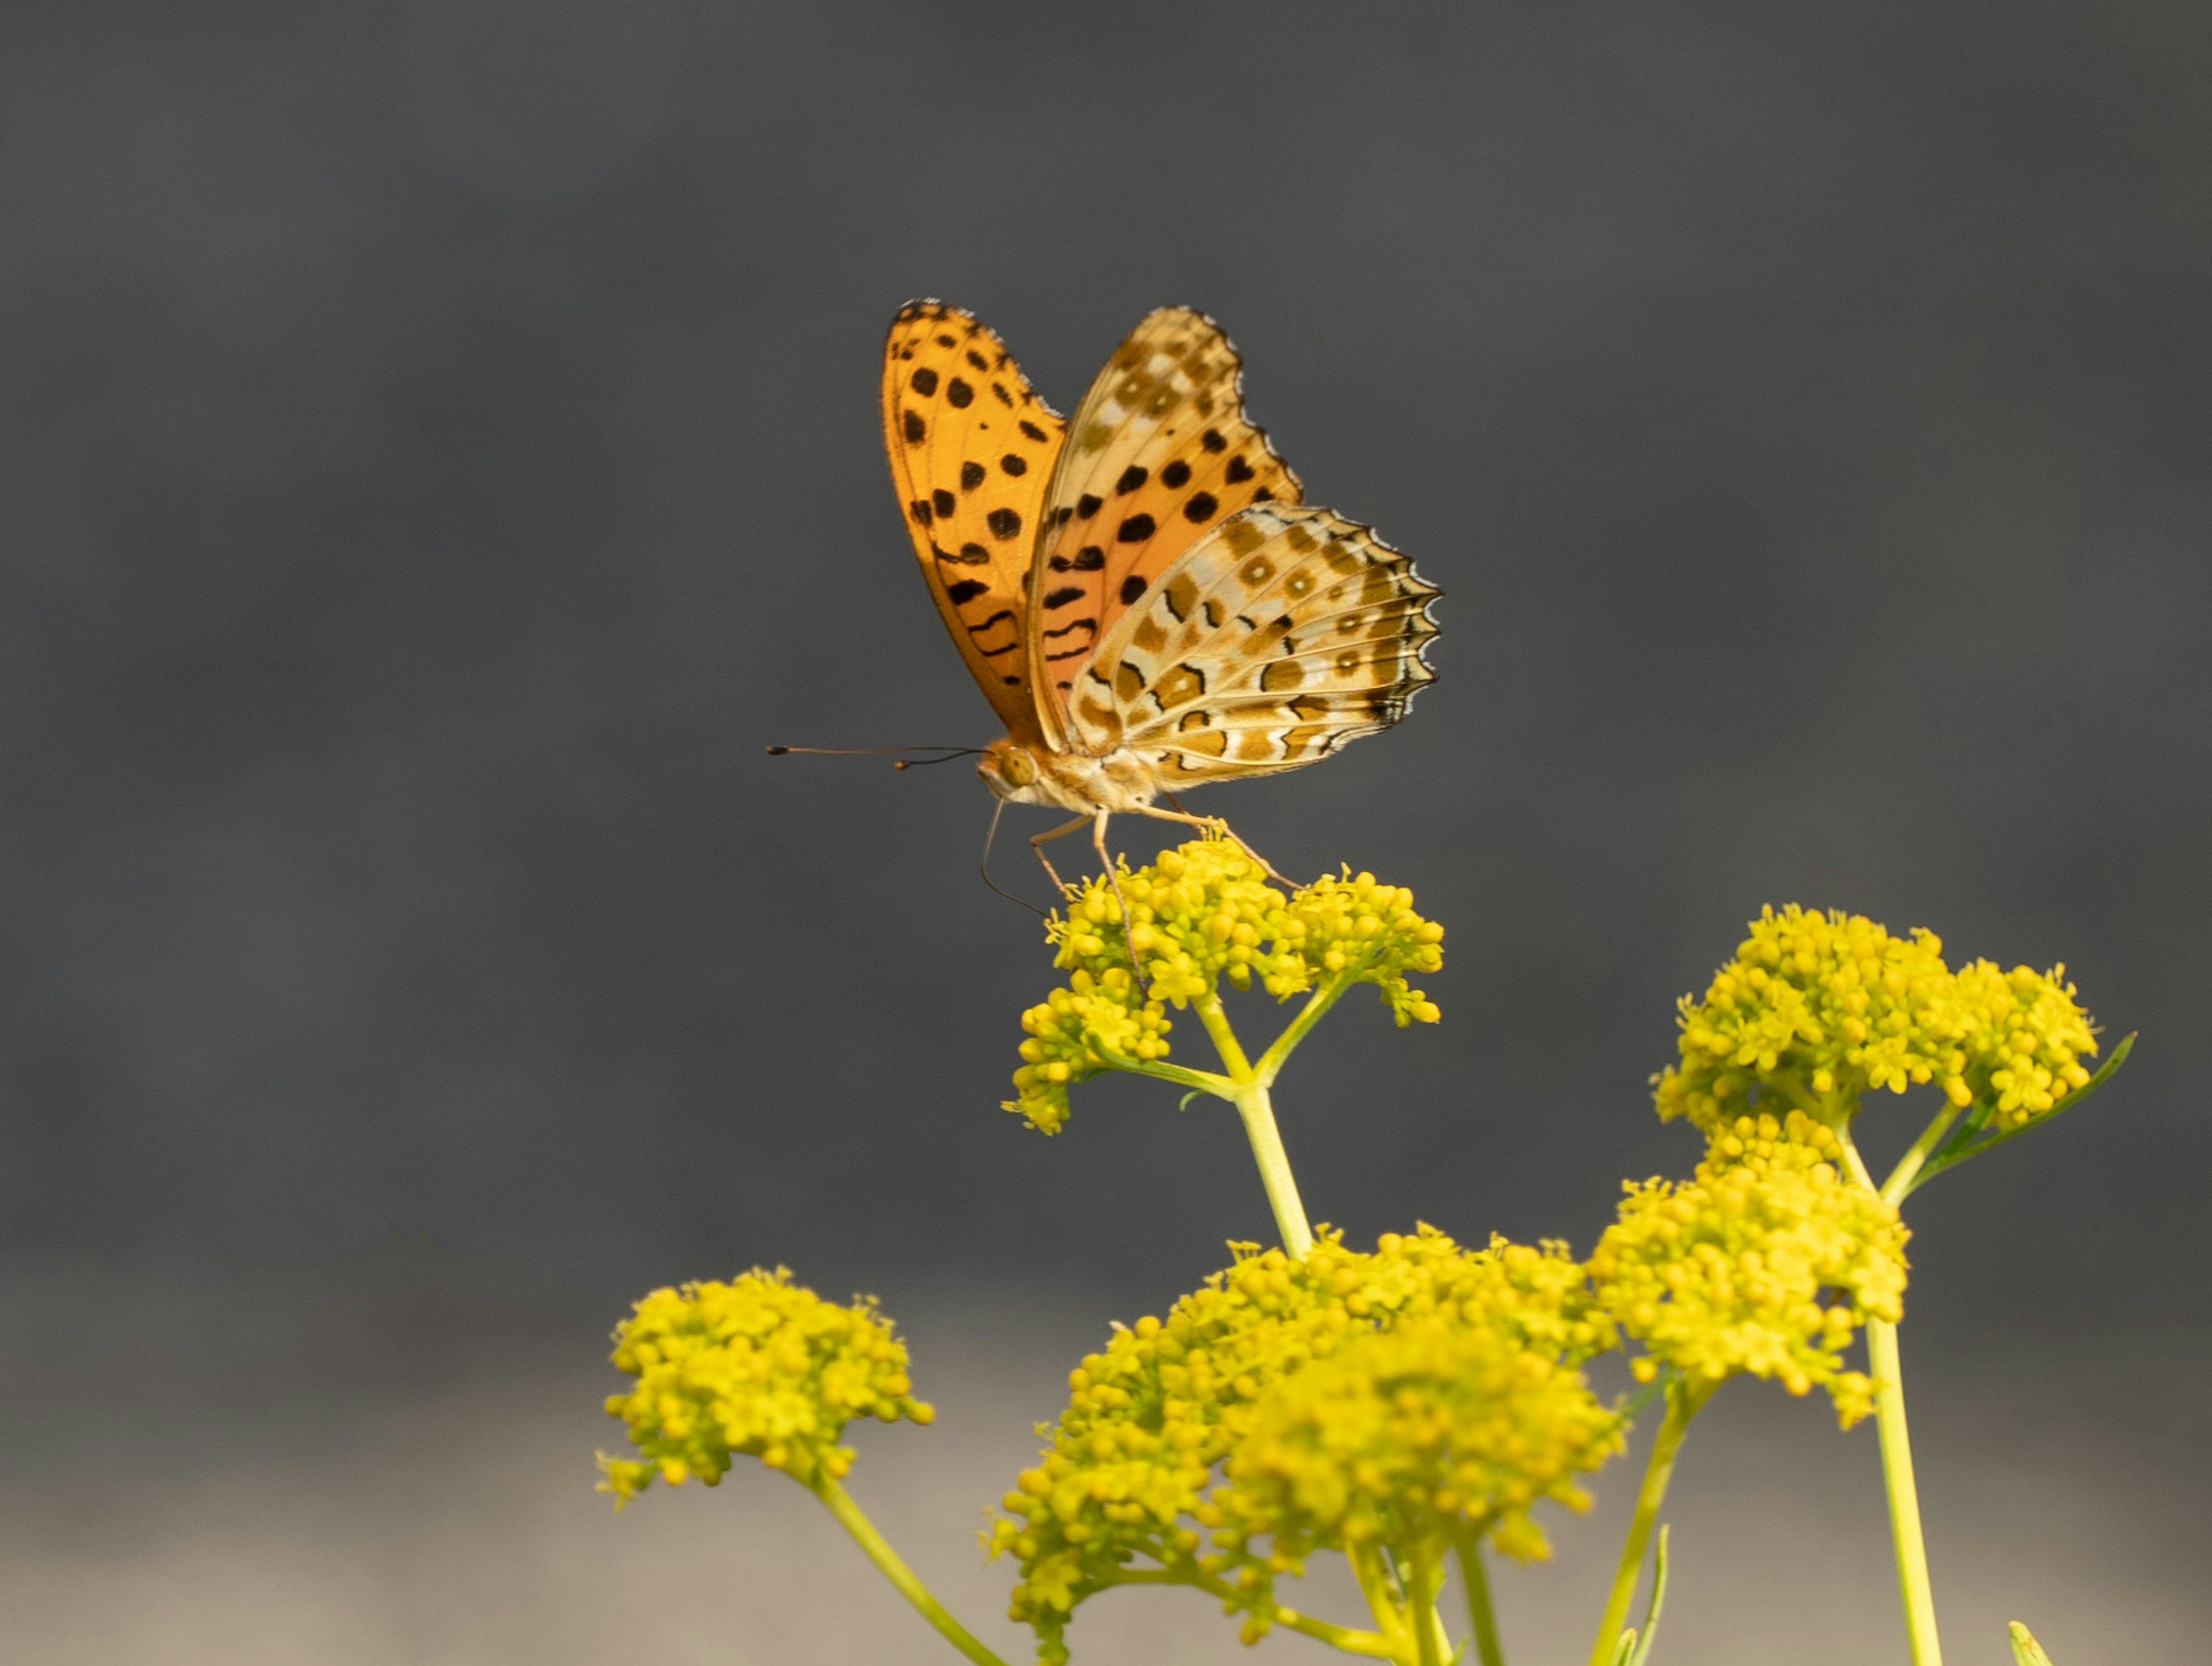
[598,1269,931,1503]
[1588,1113,1908,1426]
[1007,840,1445,1132]
[988,1228,1609,1661]
[1944,959,2099,1130]
[1214,1318,1621,1591]
[1007,966,1169,1136]
[1653,905,2098,1137]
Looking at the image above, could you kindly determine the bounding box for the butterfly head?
[978,737,1050,803]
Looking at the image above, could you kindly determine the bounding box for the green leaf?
[1907,1032,2135,1196]
[1626,1524,1671,1666]
[2009,1621,2055,1666]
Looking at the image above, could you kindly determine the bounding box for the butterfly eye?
[1001,749,1039,787]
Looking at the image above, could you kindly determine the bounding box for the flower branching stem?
[1837,1125,1945,1666]
[1588,1376,1708,1666]
[809,1474,1012,1666]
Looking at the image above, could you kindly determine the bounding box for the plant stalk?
[1840,1125,1946,1666]
[1456,1538,1505,1666]
[1232,1080,1313,1259]
[1868,1317,1944,1666]
[1588,1379,1703,1666]
[1407,1545,1446,1666]
[810,1474,1012,1666]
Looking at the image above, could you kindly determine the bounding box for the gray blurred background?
[2,1,2207,1661]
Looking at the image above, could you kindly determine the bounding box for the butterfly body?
[979,737,1160,815]
[881,299,1439,883]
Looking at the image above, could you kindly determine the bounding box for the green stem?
[1350,1541,1415,1661]
[1150,1567,1396,1657]
[1407,1544,1445,1666]
[1588,1379,1706,1666]
[1190,989,1316,1258]
[1880,1103,1965,1204]
[1090,1044,1236,1101]
[1868,1318,1944,1666]
[1253,970,1358,1084]
[809,1474,1011,1666]
[1455,1538,1505,1666]
[1233,1080,1313,1258]
[1193,989,1257,1079]
[1836,1128,1946,1665]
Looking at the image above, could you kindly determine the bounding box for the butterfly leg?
[1090,811,1155,1003]
[1133,806,1298,890]
[1028,815,1090,895]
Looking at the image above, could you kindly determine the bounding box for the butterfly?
[880,299,1440,892]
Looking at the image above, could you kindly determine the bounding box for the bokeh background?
[3,1,2209,1661]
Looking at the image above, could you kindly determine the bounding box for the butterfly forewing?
[1025,309,1302,737]
[881,301,1066,746]
[1066,504,1440,783]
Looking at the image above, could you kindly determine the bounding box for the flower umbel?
[1214,1316,1622,1579]
[599,1269,933,1502]
[1652,905,2100,1144]
[1589,1111,1908,1425]
[988,1227,1612,1661]
[1007,838,1444,1133]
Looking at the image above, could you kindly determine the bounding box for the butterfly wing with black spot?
[882,300,1066,747]
[1025,309,1301,743]
[1065,503,1439,783]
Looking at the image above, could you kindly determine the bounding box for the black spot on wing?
[960,461,985,490]
[1072,546,1105,571]
[1118,513,1157,542]
[1042,586,1084,609]
[1019,419,1048,443]
[1115,465,1148,495]
[946,378,974,408]
[1225,456,1255,484]
[1201,428,1227,452]
[1076,494,1103,519]
[911,367,938,396]
[987,507,1022,540]
[1119,575,1147,604]
[966,349,988,371]
[1001,453,1028,476]
[1160,460,1191,488]
[946,579,988,604]
[1183,491,1218,522]
[903,411,925,443]
[933,488,956,518]
[910,499,933,526]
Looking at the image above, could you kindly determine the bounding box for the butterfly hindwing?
[1026,309,1302,737]
[881,300,1065,747]
[1066,503,1440,782]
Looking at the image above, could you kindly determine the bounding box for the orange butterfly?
[880,300,1439,890]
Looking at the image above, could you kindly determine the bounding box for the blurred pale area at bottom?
[3,1272,2206,1666]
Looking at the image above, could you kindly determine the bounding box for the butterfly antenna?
[767,745,984,769]
[979,799,1048,917]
